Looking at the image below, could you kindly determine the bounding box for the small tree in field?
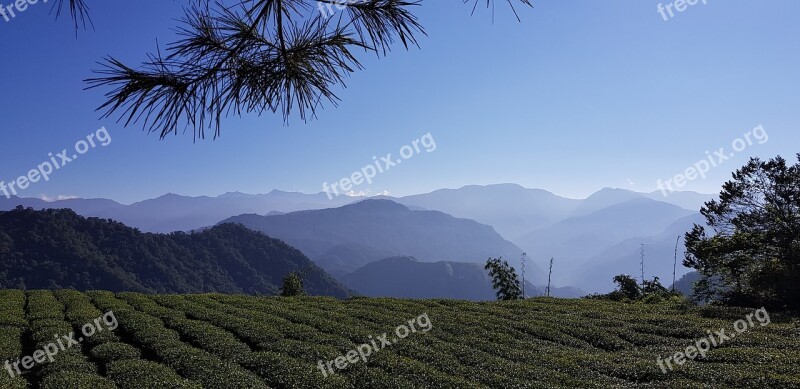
[485,257,523,301]
[280,272,305,297]
[589,274,679,303]
[642,276,669,296]
[612,274,642,300]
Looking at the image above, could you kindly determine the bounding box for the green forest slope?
[0,208,348,297]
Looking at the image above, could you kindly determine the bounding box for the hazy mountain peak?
[573,188,643,216]
[145,193,197,202]
[463,183,524,190]
[588,187,640,198]
[451,183,556,196]
[269,189,292,194]
[381,256,419,263]
[218,191,249,198]
[347,199,409,211]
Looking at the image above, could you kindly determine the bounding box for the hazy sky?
[1,0,798,204]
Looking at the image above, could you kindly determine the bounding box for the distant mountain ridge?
[1,185,714,235]
[672,271,700,297]
[572,213,708,292]
[0,190,357,233]
[343,256,585,300]
[395,184,581,240]
[516,198,696,270]
[220,199,544,283]
[0,207,349,297]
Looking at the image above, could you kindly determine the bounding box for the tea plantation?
[1,289,798,388]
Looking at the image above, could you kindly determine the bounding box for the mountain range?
[0,191,354,233]
[516,196,697,291]
[220,199,543,283]
[1,184,716,295]
[0,184,713,236]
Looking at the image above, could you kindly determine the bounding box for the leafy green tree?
[589,275,679,303]
[684,155,800,310]
[280,272,306,297]
[642,276,668,296]
[485,257,523,301]
[612,274,642,300]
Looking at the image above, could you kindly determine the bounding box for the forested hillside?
[0,207,348,297]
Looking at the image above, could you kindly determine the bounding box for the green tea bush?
[0,374,28,389]
[2,290,797,388]
[0,326,23,361]
[155,343,265,388]
[160,295,284,346]
[243,351,350,388]
[106,359,201,389]
[26,290,64,321]
[91,342,141,362]
[167,317,251,362]
[0,290,26,327]
[55,290,119,346]
[39,371,116,389]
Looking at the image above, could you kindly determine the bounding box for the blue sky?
[1,0,798,204]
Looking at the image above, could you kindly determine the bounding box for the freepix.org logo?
[656,125,767,196]
[657,0,708,21]
[1,0,48,23]
[322,132,436,200]
[4,310,118,378]
[1,127,112,199]
[317,0,356,18]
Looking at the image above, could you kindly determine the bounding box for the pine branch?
[86,0,532,140]
[53,0,93,33]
